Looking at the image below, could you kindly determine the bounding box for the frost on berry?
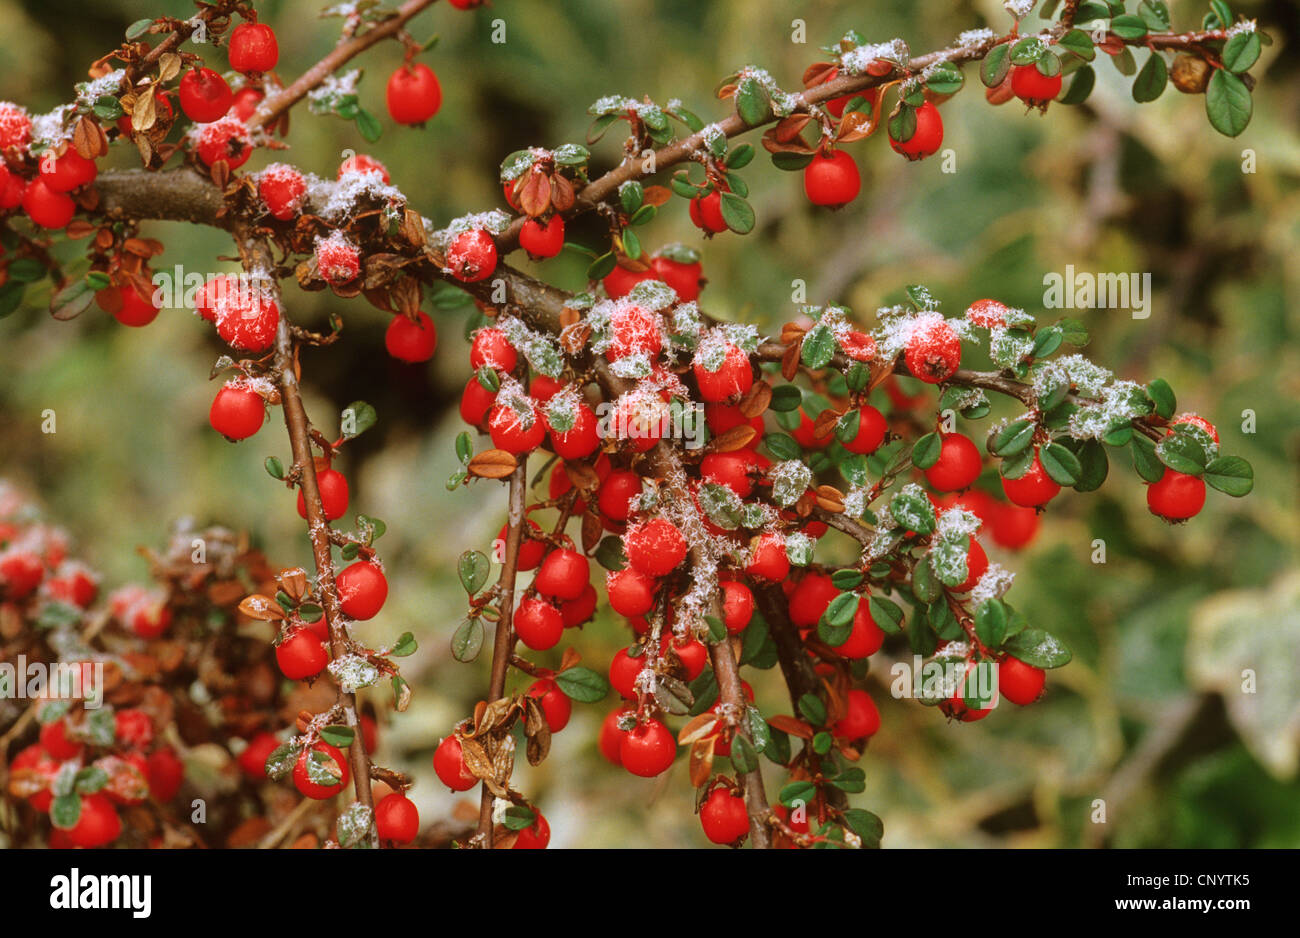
[315,230,361,284]
[0,101,33,149]
[28,105,77,151]
[438,209,512,242]
[605,301,665,361]
[310,169,404,222]
[769,460,812,508]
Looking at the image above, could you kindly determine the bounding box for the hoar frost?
[327,655,381,693]
[968,563,1015,605]
[770,460,812,508]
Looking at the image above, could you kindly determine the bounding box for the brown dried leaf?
[132,87,157,134]
[677,713,720,746]
[158,53,182,84]
[641,185,672,207]
[558,647,581,672]
[65,220,96,240]
[277,567,309,601]
[802,62,837,88]
[73,116,102,160]
[835,110,874,143]
[768,714,815,739]
[238,594,285,621]
[737,380,771,418]
[815,484,846,514]
[467,449,517,480]
[549,173,575,213]
[813,408,841,440]
[524,696,551,766]
[708,424,757,454]
[580,509,603,554]
[688,736,717,788]
[225,816,272,848]
[518,171,552,218]
[781,342,801,383]
[563,460,600,491]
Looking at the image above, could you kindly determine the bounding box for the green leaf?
[1004,628,1073,668]
[125,18,153,39]
[1040,442,1082,487]
[1146,378,1176,419]
[1111,46,1137,77]
[587,252,616,281]
[779,780,817,809]
[628,204,656,226]
[7,258,45,283]
[731,734,759,773]
[1221,31,1261,74]
[502,805,536,831]
[746,706,769,752]
[869,596,904,634]
[1110,14,1148,40]
[451,617,484,662]
[1010,37,1044,66]
[390,632,417,657]
[1206,69,1252,137]
[797,693,827,726]
[831,569,864,591]
[1202,455,1253,496]
[769,384,802,412]
[912,432,941,470]
[719,192,755,234]
[595,535,627,571]
[1072,439,1110,492]
[725,143,755,169]
[925,63,964,95]
[1138,0,1171,31]
[320,724,355,748]
[1130,434,1165,483]
[771,151,814,171]
[458,550,490,594]
[888,104,916,143]
[841,808,883,847]
[50,794,82,830]
[1031,327,1063,359]
[975,599,1008,648]
[891,488,936,535]
[1057,29,1096,62]
[1060,65,1096,105]
[911,556,943,604]
[764,433,803,461]
[264,456,285,480]
[355,107,383,142]
[340,401,378,440]
[619,180,644,214]
[73,766,109,795]
[735,76,770,126]
[981,44,1011,87]
[555,666,610,702]
[801,324,836,369]
[989,417,1036,457]
[704,614,727,644]
[1157,431,1209,476]
[0,283,25,319]
[50,278,96,321]
[1132,51,1168,102]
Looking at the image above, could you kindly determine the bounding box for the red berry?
[0,550,45,600]
[338,153,390,183]
[693,343,752,402]
[700,786,750,844]
[841,330,877,362]
[433,735,477,791]
[258,163,306,220]
[0,164,25,209]
[1147,469,1206,521]
[605,303,664,362]
[336,561,388,620]
[146,746,184,801]
[488,399,546,454]
[1001,451,1060,508]
[527,678,572,733]
[904,317,961,383]
[560,582,598,627]
[689,189,727,233]
[449,0,486,8]
[989,500,1040,549]
[238,732,281,779]
[114,709,154,750]
[44,565,98,608]
[999,656,1046,706]
[833,689,881,740]
[375,793,420,844]
[833,597,886,659]
[534,548,590,600]
[110,586,171,639]
[446,228,498,282]
[500,519,546,571]
[530,374,566,402]
[619,719,675,777]
[840,405,887,454]
[385,311,438,362]
[22,178,75,229]
[700,451,754,498]
[297,468,350,521]
[819,67,879,117]
[460,376,497,425]
[889,100,943,160]
[546,400,600,460]
[706,403,763,444]
[0,102,33,150]
[722,579,754,633]
[788,571,838,629]
[66,793,122,848]
[514,596,563,650]
[39,148,97,192]
[941,661,997,722]
[97,284,162,327]
[745,532,789,581]
[1010,63,1062,106]
[40,719,83,761]
[520,215,565,259]
[1169,413,1219,444]
[293,741,350,799]
[599,707,632,764]
[624,518,687,577]
[209,381,266,440]
[803,149,861,207]
[603,263,655,299]
[606,567,657,617]
[513,811,550,849]
[178,68,234,123]
[214,289,280,353]
[671,637,707,681]
[965,298,1010,329]
[597,470,642,521]
[470,327,518,371]
[315,232,360,285]
[196,114,252,168]
[925,433,981,491]
[231,86,263,121]
[229,22,279,73]
[276,627,329,679]
[651,251,703,302]
[386,63,442,125]
[609,647,642,699]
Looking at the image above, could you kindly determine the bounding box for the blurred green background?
[1,0,1298,847]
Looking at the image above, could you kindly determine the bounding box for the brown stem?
[708,627,772,848]
[475,459,527,847]
[247,0,440,132]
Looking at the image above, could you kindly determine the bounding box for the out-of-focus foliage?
[1,0,1297,847]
